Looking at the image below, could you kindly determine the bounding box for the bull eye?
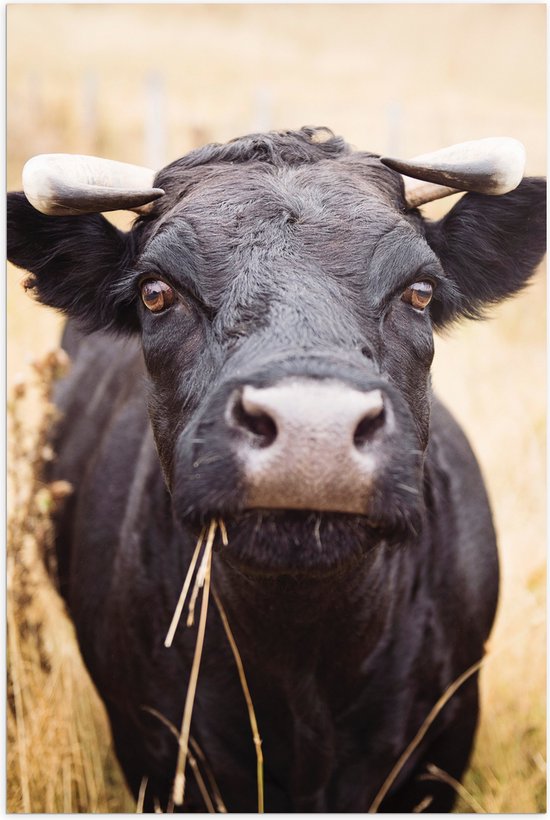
[401,281,434,311]
[140,279,175,313]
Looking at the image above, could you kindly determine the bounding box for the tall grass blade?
[136,776,148,813]
[420,763,487,813]
[164,526,206,648]
[186,521,215,628]
[189,737,228,813]
[218,518,228,546]
[369,618,544,813]
[212,586,264,813]
[369,657,485,812]
[172,519,216,806]
[144,705,226,813]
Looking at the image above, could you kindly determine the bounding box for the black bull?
[7,129,546,812]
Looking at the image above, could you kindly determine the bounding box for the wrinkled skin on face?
[6,128,546,811]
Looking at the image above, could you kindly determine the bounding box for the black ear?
[424,177,546,327]
[7,191,139,334]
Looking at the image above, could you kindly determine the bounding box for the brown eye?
[141,279,175,313]
[401,281,433,311]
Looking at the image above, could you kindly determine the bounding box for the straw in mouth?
[164,518,264,812]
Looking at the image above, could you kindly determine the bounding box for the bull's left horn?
[22,154,164,216]
[380,137,526,209]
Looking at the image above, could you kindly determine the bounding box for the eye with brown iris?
[140,279,176,313]
[401,281,434,311]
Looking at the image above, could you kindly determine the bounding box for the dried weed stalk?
[212,587,264,813]
[172,519,217,806]
[165,518,264,812]
[369,616,544,813]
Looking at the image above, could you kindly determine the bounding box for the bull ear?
[424,177,546,327]
[7,191,138,333]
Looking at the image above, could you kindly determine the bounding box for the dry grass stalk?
[136,776,148,813]
[189,736,228,813]
[218,517,229,546]
[212,586,265,814]
[369,617,545,813]
[144,705,227,813]
[165,515,265,813]
[368,656,486,812]
[172,519,217,806]
[164,526,206,648]
[412,795,433,812]
[186,752,216,813]
[420,763,487,813]
[186,521,216,628]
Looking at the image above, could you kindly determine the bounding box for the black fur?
[425,176,547,324]
[7,192,138,332]
[7,127,546,812]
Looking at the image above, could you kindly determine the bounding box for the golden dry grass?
[7,4,546,813]
[7,353,134,813]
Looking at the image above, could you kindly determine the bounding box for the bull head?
[22,136,526,216]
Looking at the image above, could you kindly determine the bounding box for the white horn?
[22,154,164,216]
[380,137,526,209]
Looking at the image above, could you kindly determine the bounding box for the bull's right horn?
[381,137,526,209]
[22,153,164,216]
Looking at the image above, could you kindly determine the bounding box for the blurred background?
[7,4,546,813]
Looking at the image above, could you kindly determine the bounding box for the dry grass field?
[7,4,546,813]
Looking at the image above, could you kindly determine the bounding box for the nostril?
[246,411,277,446]
[360,345,374,361]
[353,405,386,449]
[231,394,278,448]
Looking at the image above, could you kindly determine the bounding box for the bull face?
[7,129,546,574]
[132,156,446,571]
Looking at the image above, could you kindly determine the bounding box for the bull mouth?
[186,506,422,578]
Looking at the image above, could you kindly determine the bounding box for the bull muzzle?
[228,378,391,515]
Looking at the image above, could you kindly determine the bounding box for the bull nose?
[227,379,391,514]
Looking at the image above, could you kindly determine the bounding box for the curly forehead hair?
[168,126,351,169]
[143,127,400,226]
